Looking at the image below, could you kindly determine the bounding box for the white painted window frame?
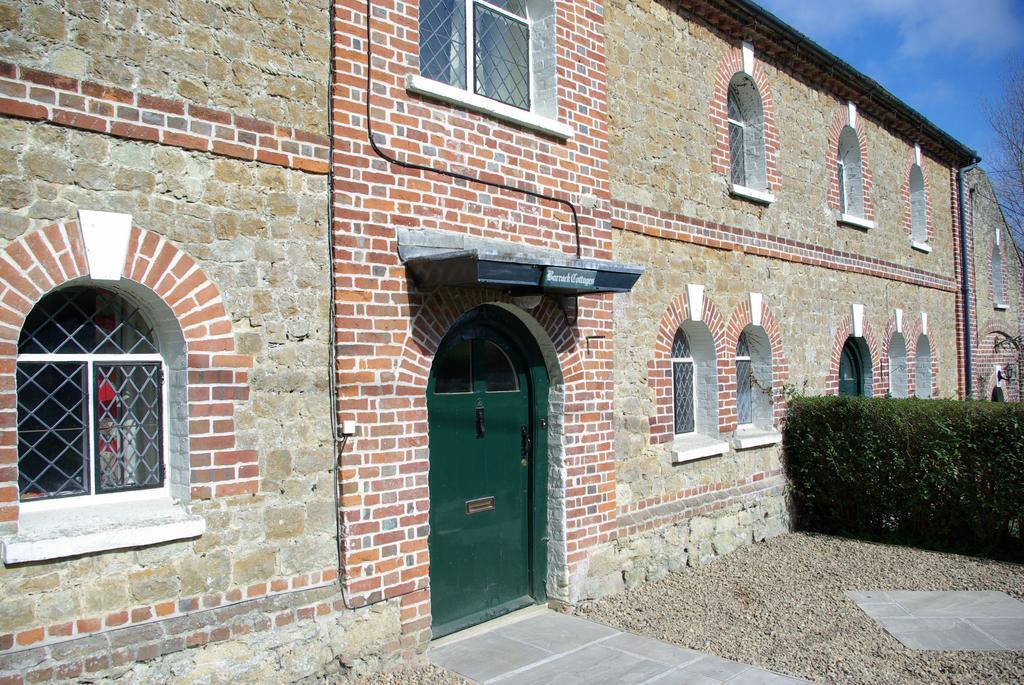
[17,351,171,513]
[411,0,573,139]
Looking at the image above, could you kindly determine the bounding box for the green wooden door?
[427,313,542,637]
[839,338,864,396]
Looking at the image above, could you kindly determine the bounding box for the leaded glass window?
[420,0,532,111]
[993,233,1004,304]
[736,331,752,425]
[909,164,926,243]
[727,73,766,190]
[16,287,164,502]
[672,330,694,435]
[838,126,864,216]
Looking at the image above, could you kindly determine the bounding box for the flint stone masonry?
[0,585,406,683]
[0,0,329,132]
[0,121,340,663]
[581,491,789,602]
[606,0,956,279]
[964,168,1022,401]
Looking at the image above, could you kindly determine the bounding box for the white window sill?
[730,184,775,205]
[995,302,1009,311]
[671,433,729,464]
[732,427,782,450]
[406,75,574,140]
[911,241,932,254]
[2,497,204,564]
[837,213,876,230]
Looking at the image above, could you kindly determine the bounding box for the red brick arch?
[826,103,877,222]
[709,47,781,193]
[648,291,728,443]
[396,288,581,393]
[826,315,882,396]
[975,320,1019,401]
[0,221,254,524]
[725,299,789,428]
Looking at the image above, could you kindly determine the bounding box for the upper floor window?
[838,126,865,218]
[909,164,926,244]
[728,73,767,192]
[992,231,1005,307]
[17,287,165,502]
[420,0,532,111]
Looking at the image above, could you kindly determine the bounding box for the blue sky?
[755,0,1024,168]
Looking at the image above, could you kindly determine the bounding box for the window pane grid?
[729,121,746,186]
[736,358,752,425]
[94,363,164,493]
[673,360,694,434]
[17,362,89,499]
[473,3,530,110]
[672,331,690,359]
[419,0,468,88]
[838,161,847,213]
[19,287,159,355]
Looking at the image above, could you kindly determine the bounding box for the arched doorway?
[427,305,549,637]
[839,337,871,397]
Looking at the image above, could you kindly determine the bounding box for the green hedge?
[784,396,1024,556]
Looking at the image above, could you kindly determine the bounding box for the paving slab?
[429,609,810,684]
[847,590,1024,651]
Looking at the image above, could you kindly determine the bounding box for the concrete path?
[847,591,1024,651]
[429,608,810,684]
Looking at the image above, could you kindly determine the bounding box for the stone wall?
[0,118,379,681]
[0,0,366,679]
[0,0,329,132]
[606,0,957,278]
[580,0,967,598]
[965,167,1023,401]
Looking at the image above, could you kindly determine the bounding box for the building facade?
[0,0,1018,682]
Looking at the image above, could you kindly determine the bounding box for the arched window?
[915,334,932,399]
[992,234,1005,306]
[838,126,864,218]
[735,326,773,428]
[16,287,166,502]
[727,73,767,191]
[887,332,908,398]
[839,337,871,397]
[672,322,719,437]
[672,330,694,434]
[418,0,556,115]
[909,164,926,243]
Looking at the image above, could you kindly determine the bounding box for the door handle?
[476,406,485,438]
[521,424,531,460]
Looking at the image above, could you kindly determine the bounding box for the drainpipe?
[957,160,981,398]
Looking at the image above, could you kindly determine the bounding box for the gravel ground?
[579,532,1024,684]
[346,664,469,685]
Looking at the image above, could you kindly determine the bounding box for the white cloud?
[757,0,1024,59]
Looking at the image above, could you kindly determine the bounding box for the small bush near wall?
[785,396,1024,558]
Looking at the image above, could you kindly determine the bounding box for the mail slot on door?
[465,496,495,515]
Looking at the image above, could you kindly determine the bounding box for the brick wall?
[329,0,617,639]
